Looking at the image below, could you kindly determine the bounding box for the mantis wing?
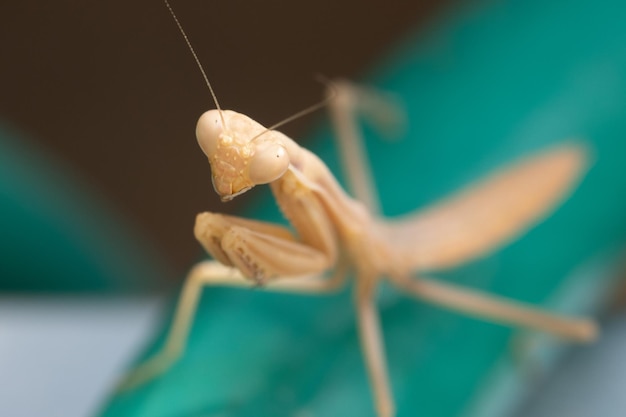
[383,144,588,272]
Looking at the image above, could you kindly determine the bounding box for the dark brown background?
[1,0,450,281]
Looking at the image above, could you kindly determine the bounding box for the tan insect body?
[120,3,598,417]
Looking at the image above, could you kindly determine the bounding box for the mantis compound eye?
[248,142,289,184]
[195,110,223,157]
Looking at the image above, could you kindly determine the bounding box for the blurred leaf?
[0,125,171,292]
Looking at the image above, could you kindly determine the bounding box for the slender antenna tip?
[163,0,226,127]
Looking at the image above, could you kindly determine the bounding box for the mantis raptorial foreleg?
[119,156,348,390]
[194,212,331,282]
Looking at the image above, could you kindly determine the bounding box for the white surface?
[0,295,623,417]
[0,295,164,417]
[516,312,626,417]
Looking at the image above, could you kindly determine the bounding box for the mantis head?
[196,109,290,201]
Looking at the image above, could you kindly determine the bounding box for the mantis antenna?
[251,78,337,142]
[163,0,226,128]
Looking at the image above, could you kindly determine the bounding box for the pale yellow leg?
[118,261,346,391]
[327,80,406,215]
[194,211,333,278]
[328,81,379,213]
[328,81,404,215]
[355,280,395,417]
[392,275,597,342]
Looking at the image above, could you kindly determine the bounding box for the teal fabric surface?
[0,125,169,292]
[103,0,626,416]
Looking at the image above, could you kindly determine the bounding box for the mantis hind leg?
[118,260,347,391]
[392,275,597,342]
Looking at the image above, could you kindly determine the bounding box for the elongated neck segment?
[279,134,372,234]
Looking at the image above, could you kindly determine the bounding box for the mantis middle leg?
[118,259,347,391]
[355,278,395,417]
[120,171,344,390]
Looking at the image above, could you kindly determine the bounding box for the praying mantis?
[119,2,598,416]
